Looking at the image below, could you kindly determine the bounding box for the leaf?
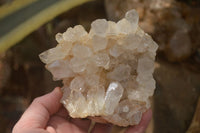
[0,0,92,53]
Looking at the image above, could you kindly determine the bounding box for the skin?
[12,87,152,133]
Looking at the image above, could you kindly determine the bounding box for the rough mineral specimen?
[39,9,158,127]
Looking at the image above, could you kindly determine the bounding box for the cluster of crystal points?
[39,9,158,127]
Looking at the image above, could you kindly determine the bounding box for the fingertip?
[50,87,63,100]
[46,126,56,133]
[53,87,62,94]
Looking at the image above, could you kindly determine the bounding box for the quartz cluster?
[39,9,158,127]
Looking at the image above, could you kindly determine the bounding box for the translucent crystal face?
[39,9,158,127]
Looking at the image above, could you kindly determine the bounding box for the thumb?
[13,87,62,132]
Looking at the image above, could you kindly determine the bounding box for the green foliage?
[0,0,92,53]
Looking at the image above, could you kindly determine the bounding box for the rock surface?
[39,9,158,127]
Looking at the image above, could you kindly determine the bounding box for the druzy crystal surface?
[39,9,158,127]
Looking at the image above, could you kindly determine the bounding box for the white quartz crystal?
[109,44,123,58]
[92,35,108,52]
[63,25,87,42]
[46,60,74,80]
[91,19,108,36]
[39,9,158,127]
[104,82,124,115]
[55,33,64,43]
[117,19,133,34]
[92,52,110,69]
[107,21,118,36]
[107,64,131,81]
[70,76,85,92]
[39,45,70,64]
[69,57,87,73]
[125,9,139,33]
[72,44,92,58]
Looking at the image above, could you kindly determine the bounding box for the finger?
[91,123,112,133]
[125,109,152,133]
[13,87,62,131]
[47,115,86,133]
[70,118,91,132]
[46,126,57,133]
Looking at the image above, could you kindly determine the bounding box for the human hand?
[12,87,152,133]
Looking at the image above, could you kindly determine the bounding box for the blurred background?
[0,0,200,133]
